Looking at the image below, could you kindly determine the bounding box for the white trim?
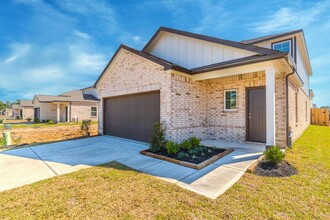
[272,40,292,57]
[91,106,98,117]
[265,68,276,146]
[224,89,237,111]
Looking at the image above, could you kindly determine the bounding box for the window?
[91,107,97,117]
[273,40,291,53]
[224,90,237,110]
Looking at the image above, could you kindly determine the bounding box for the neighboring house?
[32,89,99,123]
[11,104,21,119]
[1,108,15,118]
[94,27,313,148]
[18,100,35,119]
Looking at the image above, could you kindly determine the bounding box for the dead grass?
[0,125,329,219]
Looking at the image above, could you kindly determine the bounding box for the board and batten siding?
[149,33,257,69]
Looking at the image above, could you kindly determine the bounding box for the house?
[11,104,21,119]
[94,27,313,148]
[18,100,35,119]
[32,88,99,123]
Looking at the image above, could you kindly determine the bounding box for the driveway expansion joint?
[28,147,59,176]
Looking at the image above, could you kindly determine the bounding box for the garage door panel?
[104,91,160,143]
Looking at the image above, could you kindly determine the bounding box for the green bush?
[189,136,201,148]
[27,118,32,122]
[180,139,192,150]
[177,151,189,159]
[149,122,166,152]
[0,119,4,124]
[34,118,40,123]
[165,141,180,155]
[264,146,285,165]
[47,120,54,124]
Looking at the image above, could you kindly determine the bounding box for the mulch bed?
[254,160,298,177]
[146,146,226,164]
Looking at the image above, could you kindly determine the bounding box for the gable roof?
[19,100,34,107]
[190,52,288,74]
[93,44,288,87]
[241,29,303,44]
[142,27,280,56]
[35,90,99,103]
[93,44,191,87]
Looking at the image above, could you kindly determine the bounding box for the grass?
[0,125,329,219]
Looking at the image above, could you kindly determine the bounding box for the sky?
[0,0,329,106]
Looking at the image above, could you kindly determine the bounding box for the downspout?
[286,67,296,148]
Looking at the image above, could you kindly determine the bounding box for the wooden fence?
[311,108,329,126]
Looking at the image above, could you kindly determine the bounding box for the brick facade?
[97,49,308,148]
[288,79,311,142]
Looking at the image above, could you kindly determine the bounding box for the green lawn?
[0,125,329,219]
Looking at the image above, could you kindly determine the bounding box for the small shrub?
[189,136,201,148]
[0,137,5,147]
[264,146,285,165]
[149,122,166,152]
[180,139,192,150]
[165,141,180,155]
[27,118,32,122]
[178,152,189,159]
[81,120,92,136]
[0,119,4,124]
[47,120,54,124]
[34,118,40,123]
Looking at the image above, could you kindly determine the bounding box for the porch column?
[57,103,60,123]
[266,67,276,146]
[67,103,70,123]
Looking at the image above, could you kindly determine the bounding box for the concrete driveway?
[0,136,263,199]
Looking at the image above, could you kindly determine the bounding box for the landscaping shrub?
[47,120,54,124]
[149,122,166,152]
[27,118,32,122]
[34,118,40,123]
[0,119,4,124]
[180,139,192,150]
[165,141,180,155]
[189,136,201,148]
[81,120,92,136]
[0,137,5,147]
[264,146,285,165]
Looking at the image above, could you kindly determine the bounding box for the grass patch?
[0,125,329,219]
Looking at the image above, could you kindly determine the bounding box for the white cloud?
[5,56,17,63]
[250,1,330,33]
[132,36,146,45]
[69,45,107,73]
[3,43,31,64]
[73,31,91,40]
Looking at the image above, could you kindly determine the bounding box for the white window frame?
[272,40,291,55]
[224,89,237,111]
[91,106,97,117]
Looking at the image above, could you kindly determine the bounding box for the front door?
[247,87,266,142]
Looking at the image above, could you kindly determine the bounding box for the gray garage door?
[103,91,160,143]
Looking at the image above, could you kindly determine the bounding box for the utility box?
[3,131,11,146]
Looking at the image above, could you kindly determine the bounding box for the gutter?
[286,67,296,148]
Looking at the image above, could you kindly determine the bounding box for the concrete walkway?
[0,136,263,199]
